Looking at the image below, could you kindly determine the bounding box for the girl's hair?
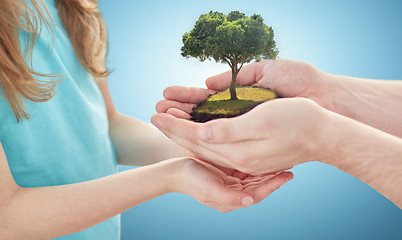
[0,0,108,121]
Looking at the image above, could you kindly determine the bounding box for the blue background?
[99,0,402,239]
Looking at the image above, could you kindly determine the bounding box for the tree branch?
[238,62,244,72]
[237,55,246,72]
[233,58,237,72]
[223,56,233,68]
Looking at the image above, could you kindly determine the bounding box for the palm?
[184,159,288,209]
[219,165,286,204]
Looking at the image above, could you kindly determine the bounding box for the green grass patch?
[191,86,278,122]
[207,86,277,102]
[194,99,263,115]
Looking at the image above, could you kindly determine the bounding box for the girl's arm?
[97,77,192,166]
[0,142,268,240]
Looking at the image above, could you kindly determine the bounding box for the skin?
[0,77,293,239]
[152,59,402,209]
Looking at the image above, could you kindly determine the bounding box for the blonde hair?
[0,0,108,121]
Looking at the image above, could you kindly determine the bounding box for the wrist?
[317,108,398,171]
[314,104,363,167]
[314,73,349,116]
[152,158,184,194]
[158,157,194,194]
[322,73,371,121]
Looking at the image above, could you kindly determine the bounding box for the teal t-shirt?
[0,1,120,239]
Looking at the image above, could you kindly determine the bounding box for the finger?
[163,86,216,103]
[155,100,195,114]
[151,113,235,168]
[245,171,294,204]
[166,108,191,120]
[207,186,255,212]
[205,61,264,91]
[241,171,283,185]
[197,99,281,144]
[151,113,201,143]
[198,113,267,143]
[152,113,267,170]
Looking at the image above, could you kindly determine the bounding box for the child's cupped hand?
[171,157,293,213]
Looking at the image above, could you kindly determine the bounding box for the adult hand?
[154,58,402,209]
[153,97,327,175]
[205,58,338,111]
[156,59,340,118]
[172,157,293,212]
[155,58,337,120]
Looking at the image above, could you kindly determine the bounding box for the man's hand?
[153,98,327,175]
[153,58,402,208]
[156,58,338,119]
[205,58,402,137]
[205,59,338,111]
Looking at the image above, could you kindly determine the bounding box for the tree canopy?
[181,11,279,100]
[181,11,278,67]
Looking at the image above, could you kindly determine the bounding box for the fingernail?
[241,196,254,207]
[199,126,212,141]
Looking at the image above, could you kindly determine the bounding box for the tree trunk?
[230,68,238,100]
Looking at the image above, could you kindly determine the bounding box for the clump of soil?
[190,86,279,123]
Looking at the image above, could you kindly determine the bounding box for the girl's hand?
[170,158,293,212]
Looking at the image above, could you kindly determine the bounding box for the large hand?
[205,58,337,111]
[172,158,293,212]
[153,97,328,175]
[156,59,337,118]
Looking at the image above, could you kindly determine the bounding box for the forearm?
[109,113,192,166]
[321,111,402,208]
[327,74,402,137]
[2,159,178,240]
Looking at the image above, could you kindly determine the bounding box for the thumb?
[205,70,232,91]
[209,186,254,212]
[205,61,263,90]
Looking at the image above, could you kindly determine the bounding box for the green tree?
[181,11,279,100]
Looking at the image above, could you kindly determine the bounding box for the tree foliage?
[181,11,278,99]
[181,11,278,67]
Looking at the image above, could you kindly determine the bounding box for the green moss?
[207,86,277,102]
[191,86,278,122]
[194,99,262,115]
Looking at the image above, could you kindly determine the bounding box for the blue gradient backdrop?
[99,0,402,239]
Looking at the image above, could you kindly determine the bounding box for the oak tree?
[182,11,278,100]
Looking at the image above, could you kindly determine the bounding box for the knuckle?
[297,98,320,113]
[208,119,232,141]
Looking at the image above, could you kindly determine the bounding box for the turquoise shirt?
[0,1,120,239]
